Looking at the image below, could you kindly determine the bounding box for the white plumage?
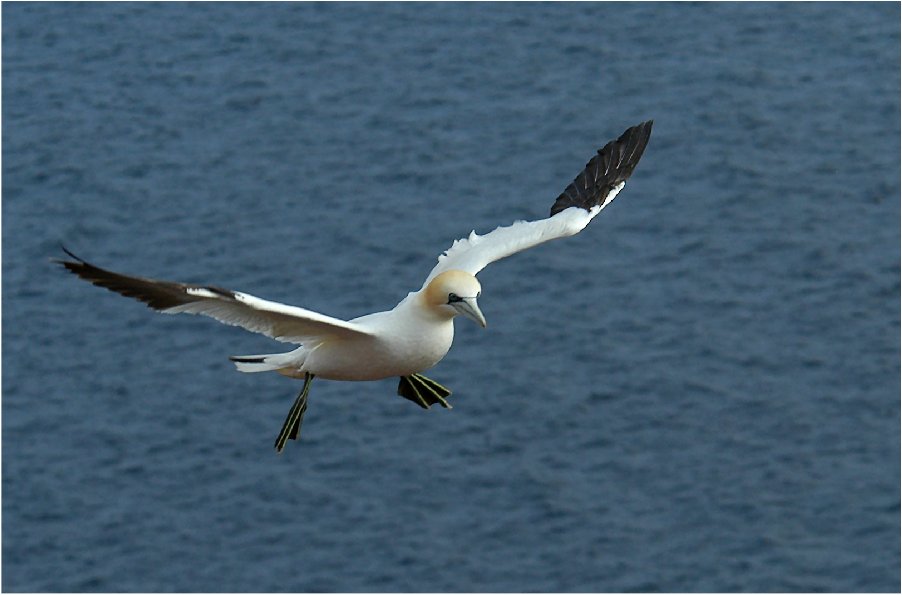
[58,121,653,451]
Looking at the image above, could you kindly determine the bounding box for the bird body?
[230,269,483,380]
[58,120,653,451]
[312,302,455,381]
[263,300,455,382]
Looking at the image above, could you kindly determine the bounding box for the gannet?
[58,120,653,452]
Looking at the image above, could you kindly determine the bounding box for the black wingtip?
[52,244,83,266]
[59,243,81,262]
[549,120,654,216]
[54,248,207,311]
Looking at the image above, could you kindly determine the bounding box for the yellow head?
[423,270,486,327]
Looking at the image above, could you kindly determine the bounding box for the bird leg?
[397,373,452,409]
[274,372,314,453]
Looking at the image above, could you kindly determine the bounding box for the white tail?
[229,351,300,374]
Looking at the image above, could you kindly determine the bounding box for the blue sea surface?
[3,3,899,592]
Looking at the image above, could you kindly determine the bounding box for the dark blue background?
[4,3,899,591]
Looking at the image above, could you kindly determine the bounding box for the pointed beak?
[451,297,487,328]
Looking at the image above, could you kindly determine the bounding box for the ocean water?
[3,2,899,592]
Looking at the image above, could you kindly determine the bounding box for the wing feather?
[423,121,652,287]
[56,248,374,344]
[550,120,652,216]
[423,208,596,286]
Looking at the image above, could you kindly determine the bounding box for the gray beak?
[451,297,487,328]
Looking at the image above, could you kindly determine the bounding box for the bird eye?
[447,293,462,304]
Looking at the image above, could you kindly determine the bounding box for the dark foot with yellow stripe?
[275,372,314,453]
[398,373,452,409]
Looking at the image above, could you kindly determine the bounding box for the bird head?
[424,270,486,328]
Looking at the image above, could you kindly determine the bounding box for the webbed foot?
[398,373,452,409]
[274,372,314,453]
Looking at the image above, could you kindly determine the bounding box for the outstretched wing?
[422,121,652,287]
[56,248,375,344]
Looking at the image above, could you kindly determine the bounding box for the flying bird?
[58,120,653,452]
